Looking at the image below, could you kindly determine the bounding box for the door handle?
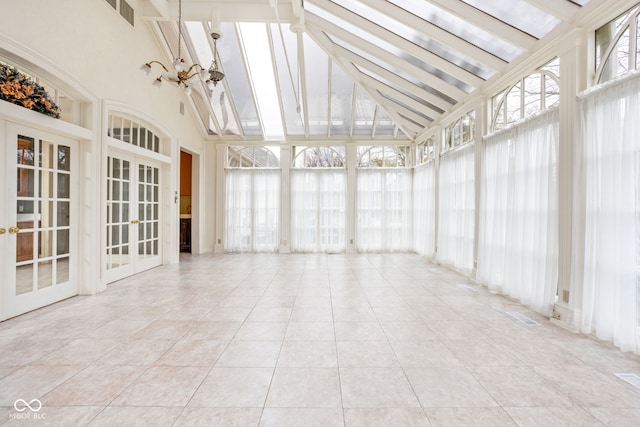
[9,226,20,234]
[130,219,139,224]
[0,228,5,234]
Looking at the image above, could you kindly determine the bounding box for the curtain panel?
[356,168,412,252]
[413,161,436,257]
[574,73,640,353]
[437,143,475,272]
[291,169,346,253]
[225,169,280,253]
[478,108,559,316]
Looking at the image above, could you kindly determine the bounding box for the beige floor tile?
[380,322,437,341]
[35,338,121,365]
[337,341,399,368]
[424,407,517,427]
[3,406,104,427]
[216,341,282,367]
[586,407,640,426]
[344,408,430,427]
[247,307,292,322]
[111,366,208,406]
[0,365,83,406]
[391,341,463,368]
[504,407,602,427]
[284,322,335,341]
[183,321,243,340]
[260,408,344,427]
[265,367,342,408]
[42,365,143,406]
[405,367,499,408]
[234,322,288,341]
[340,368,420,408]
[189,367,273,407]
[204,307,252,322]
[174,407,263,427]
[334,322,387,341]
[442,339,523,367]
[277,341,338,367]
[155,339,227,366]
[133,320,194,340]
[472,366,573,407]
[89,406,183,427]
[290,307,333,322]
[333,307,377,322]
[96,339,174,366]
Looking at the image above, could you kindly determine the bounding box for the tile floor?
[1,253,640,426]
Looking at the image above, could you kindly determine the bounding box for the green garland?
[0,64,60,118]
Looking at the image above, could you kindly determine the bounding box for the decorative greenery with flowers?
[0,64,60,118]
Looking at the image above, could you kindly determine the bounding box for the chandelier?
[141,0,225,94]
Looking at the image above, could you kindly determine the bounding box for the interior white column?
[554,29,587,325]
[473,101,486,278]
[279,144,291,253]
[346,144,357,253]
[214,143,225,253]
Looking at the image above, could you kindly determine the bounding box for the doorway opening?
[180,151,192,253]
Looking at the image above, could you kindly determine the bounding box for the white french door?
[1,124,79,319]
[104,151,162,283]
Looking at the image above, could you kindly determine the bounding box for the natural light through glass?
[238,23,284,138]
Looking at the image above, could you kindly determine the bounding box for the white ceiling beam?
[306,13,468,100]
[423,0,536,49]
[363,0,506,70]
[309,0,484,88]
[378,99,430,130]
[359,74,435,123]
[524,0,580,21]
[329,42,453,112]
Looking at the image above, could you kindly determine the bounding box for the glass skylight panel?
[379,92,431,123]
[270,23,304,136]
[329,0,494,80]
[306,3,472,93]
[303,33,330,134]
[183,22,240,135]
[461,0,560,39]
[355,65,444,116]
[353,88,376,135]
[330,61,354,136]
[373,107,396,136]
[238,23,284,138]
[388,0,522,61]
[328,35,457,106]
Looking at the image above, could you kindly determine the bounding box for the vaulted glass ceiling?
[147,0,591,142]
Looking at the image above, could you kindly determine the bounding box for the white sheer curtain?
[413,161,436,257]
[437,143,475,272]
[356,168,412,252]
[225,169,280,253]
[291,169,346,252]
[573,74,640,353]
[478,108,559,315]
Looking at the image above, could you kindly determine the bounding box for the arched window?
[357,145,409,168]
[595,4,640,84]
[107,114,163,154]
[490,58,559,132]
[227,146,280,168]
[292,146,345,168]
[416,136,435,165]
[443,111,475,154]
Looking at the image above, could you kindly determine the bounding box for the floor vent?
[428,268,441,274]
[506,311,541,326]
[457,284,477,293]
[615,373,640,390]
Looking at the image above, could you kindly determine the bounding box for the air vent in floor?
[506,311,541,326]
[615,373,640,390]
[457,284,477,293]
